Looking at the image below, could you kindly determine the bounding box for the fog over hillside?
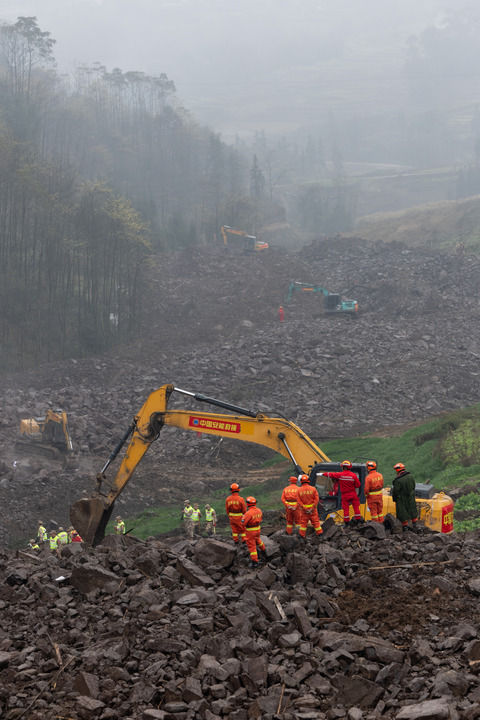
[0,0,470,137]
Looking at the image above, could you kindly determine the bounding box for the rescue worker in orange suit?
[281,475,300,534]
[225,483,247,544]
[297,474,323,538]
[320,460,361,525]
[365,460,384,522]
[242,496,266,567]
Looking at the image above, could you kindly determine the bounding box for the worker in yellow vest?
[37,521,47,544]
[114,516,126,534]
[205,504,217,536]
[48,530,58,552]
[56,527,69,545]
[182,500,194,539]
[191,503,201,536]
[28,539,40,551]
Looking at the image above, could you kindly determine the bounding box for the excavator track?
[14,439,63,461]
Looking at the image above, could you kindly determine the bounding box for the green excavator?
[286,281,358,314]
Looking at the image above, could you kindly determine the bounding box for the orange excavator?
[18,409,73,459]
[70,384,454,546]
[220,225,269,252]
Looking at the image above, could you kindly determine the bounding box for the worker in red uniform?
[320,460,361,525]
[242,496,266,567]
[225,483,247,544]
[281,475,300,534]
[365,460,384,522]
[296,474,323,538]
[278,305,285,322]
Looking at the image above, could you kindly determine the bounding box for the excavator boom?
[70,384,330,545]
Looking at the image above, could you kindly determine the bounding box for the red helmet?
[366,460,377,470]
[393,463,405,473]
[341,460,352,468]
[289,475,298,484]
[246,496,257,505]
[230,483,240,492]
[300,474,309,484]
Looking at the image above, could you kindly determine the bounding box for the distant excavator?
[18,409,73,459]
[220,225,269,253]
[286,281,358,315]
[70,384,453,546]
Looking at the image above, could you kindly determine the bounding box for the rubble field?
[1,518,480,720]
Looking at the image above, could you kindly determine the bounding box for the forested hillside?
[3,13,480,372]
[0,17,278,370]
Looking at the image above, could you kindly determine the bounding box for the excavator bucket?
[70,497,114,547]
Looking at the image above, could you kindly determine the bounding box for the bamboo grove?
[0,17,249,369]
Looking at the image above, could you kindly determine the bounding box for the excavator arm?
[70,384,330,546]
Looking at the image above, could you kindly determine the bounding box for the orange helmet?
[366,460,377,470]
[289,475,298,484]
[230,483,240,492]
[300,474,309,484]
[341,460,352,468]
[393,463,405,473]
[246,496,257,505]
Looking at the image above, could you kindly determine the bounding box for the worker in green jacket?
[392,463,418,532]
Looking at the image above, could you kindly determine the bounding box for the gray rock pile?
[1,522,480,719]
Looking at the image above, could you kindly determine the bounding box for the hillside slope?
[1,238,480,545]
[354,195,480,249]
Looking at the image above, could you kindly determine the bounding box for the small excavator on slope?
[286,281,358,314]
[220,225,269,252]
[18,408,73,459]
[70,384,453,546]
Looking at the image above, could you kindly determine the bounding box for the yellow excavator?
[220,225,269,252]
[70,384,454,546]
[18,409,73,459]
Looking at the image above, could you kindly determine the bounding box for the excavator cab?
[310,462,367,520]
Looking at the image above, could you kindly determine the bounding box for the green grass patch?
[453,492,480,533]
[455,493,480,512]
[319,429,443,487]
[438,418,480,466]
[355,194,480,251]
